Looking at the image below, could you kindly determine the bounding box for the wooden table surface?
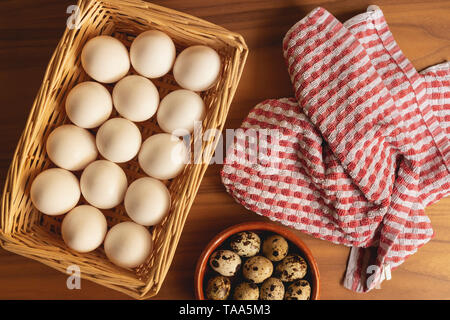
[0,0,449,300]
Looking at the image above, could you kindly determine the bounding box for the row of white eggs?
[67,79,205,136]
[81,31,221,90]
[30,30,221,269]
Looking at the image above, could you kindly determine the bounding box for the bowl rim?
[194,221,320,300]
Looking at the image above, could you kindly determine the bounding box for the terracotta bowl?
[195,221,320,300]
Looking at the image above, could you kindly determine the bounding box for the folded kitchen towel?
[221,6,450,292]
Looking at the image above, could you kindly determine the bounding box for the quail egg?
[260,277,284,300]
[230,231,260,257]
[242,255,273,283]
[233,282,259,300]
[206,275,231,300]
[285,279,311,300]
[209,250,241,277]
[262,234,288,262]
[275,254,307,282]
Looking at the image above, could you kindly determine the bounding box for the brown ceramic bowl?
[195,221,320,300]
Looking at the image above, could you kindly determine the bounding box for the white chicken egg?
[46,124,98,171]
[96,118,142,163]
[30,168,80,216]
[157,89,205,135]
[173,45,221,91]
[112,75,159,122]
[80,160,128,209]
[65,81,112,129]
[62,205,107,253]
[104,221,153,268]
[124,177,171,226]
[138,133,188,180]
[130,30,176,78]
[81,35,130,83]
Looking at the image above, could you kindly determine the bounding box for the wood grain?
[0,0,449,299]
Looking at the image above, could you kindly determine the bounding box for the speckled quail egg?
[285,279,311,300]
[233,282,259,300]
[260,277,285,300]
[209,250,241,277]
[229,231,260,257]
[206,275,231,300]
[242,255,273,284]
[262,234,288,262]
[275,254,307,282]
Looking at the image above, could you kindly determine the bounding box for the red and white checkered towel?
[221,6,450,292]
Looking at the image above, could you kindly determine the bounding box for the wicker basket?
[0,0,247,299]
